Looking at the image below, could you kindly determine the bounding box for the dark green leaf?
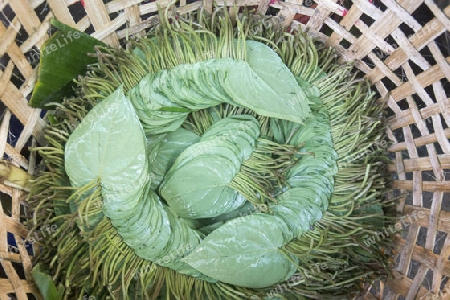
[29,19,105,108]
[32,264,64,300]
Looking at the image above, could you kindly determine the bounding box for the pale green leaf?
[148,128,200,189]
[183,214,298,288]
[160,116,259,218]
[65,88,148,195]
[129,41,311,135]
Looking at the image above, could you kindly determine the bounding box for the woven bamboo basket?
[0,0,449,299]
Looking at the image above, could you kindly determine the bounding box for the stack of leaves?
[28,7,393,300]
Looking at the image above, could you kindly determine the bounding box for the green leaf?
[238,40,311,122]
[65,88,149,219]
[183,214,298,288]
[127,79,190,135]
[160,116,259,218]
[197,202,257,235]
[29,19,105,108]
[271,188,324,239]
[358,203,385,228]
[148,128,200,189]
[32,264,64,300]
[129,41,311,134]
[159,106,191,113]
[116,186,172,261]
[165,56,311,122]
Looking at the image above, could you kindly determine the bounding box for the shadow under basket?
[0,0,449,299]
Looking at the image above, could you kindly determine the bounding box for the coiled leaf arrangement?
[29,7,392,300]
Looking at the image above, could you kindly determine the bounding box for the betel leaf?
[131,41,311,134]
[271,189,324,240]
[148,127,200,189]
[183,214,298,288]
[241,41,311,120]
[197,201,257,235]
[160,116,259,219]
[30,19,105,108]
[121,188,172,262]
[65,88,148,200]
[127,79,190,135]
[32,264,64,300]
